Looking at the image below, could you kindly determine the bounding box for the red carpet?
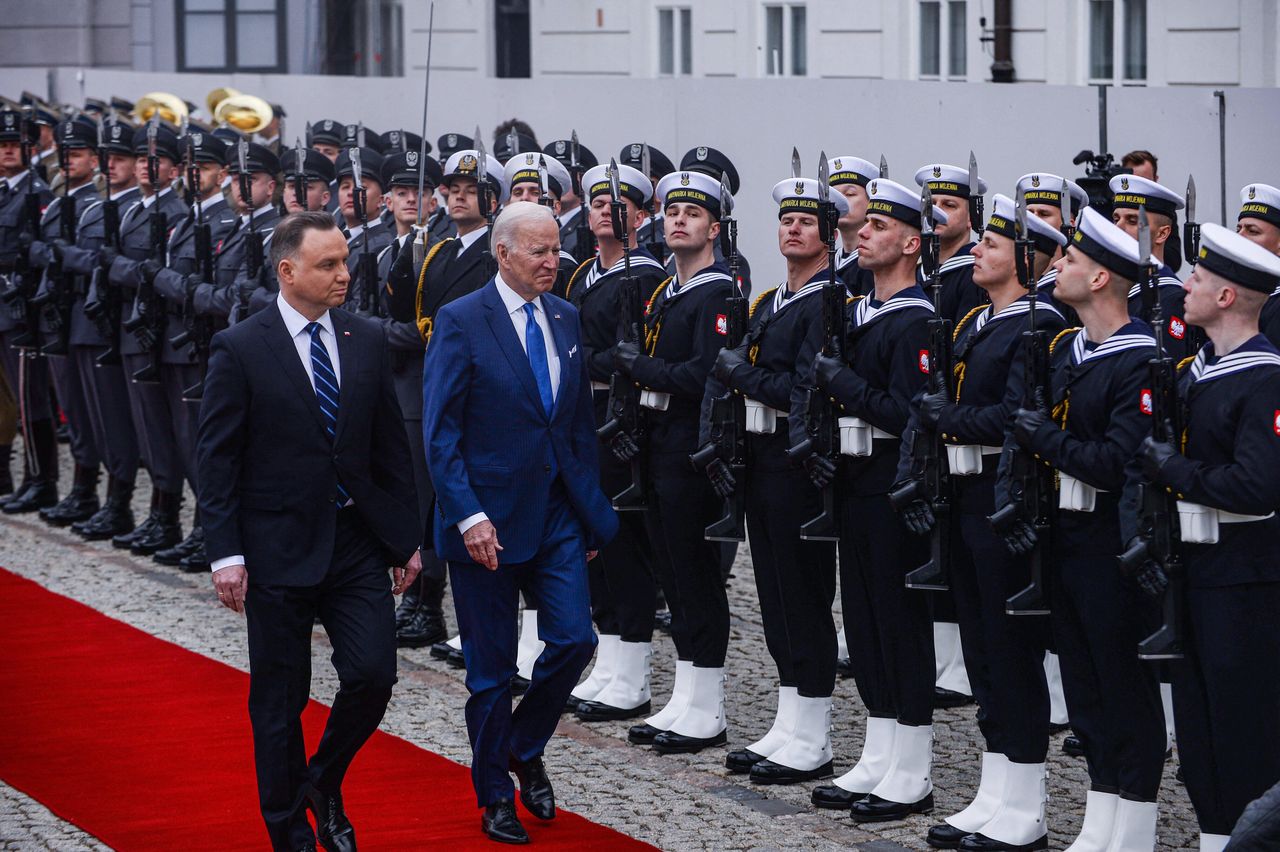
[0,568,656,850]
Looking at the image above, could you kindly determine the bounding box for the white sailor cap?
[503,152,573,199]
[1108,174,1185,218]
[863,178,949,228]
[1238,183,1280,230]
[1069,206,1152,281]
[581,162,652,206]
[443,149,509,203]
[771,178,851,218]
[984,193,1068,255]
[656,170,727,216]
[913,163,987,198]
[827,156,878,188]
[1197,221,1280,294]
[1016,173,1089,215]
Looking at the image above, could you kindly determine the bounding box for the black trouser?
[587,391,656,641]
[745,434,837,698]
[76,347,138,483]
[160,361,201,491]
[1053,515,1165,801]
[48,353,100,469]
[1174,580,1280,835]
[244,509,397,851]
[950,472,1049,763]
[839,484,935,726]
[644,448,729,667]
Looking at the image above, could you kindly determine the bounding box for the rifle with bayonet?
[536,155,554,209]
[235,139,265,324]
[84,117,123,366]
[412,2,436,266]
[3,107,45,348]
[595,158,647,511]
[123,116,165,383]
[1181,174,1206,353]
[900,186,954,590]
[291,138,308,210]
[32,134,79,356]
[1117,205,1187,660]
[967,151,983,233]
[475,127,498,278]
[785,150,842,542]
[690,174,747,541]
[990,190,1054,615]
[350,147,381,317]
[170,134,216,401]
[568,130,596,264]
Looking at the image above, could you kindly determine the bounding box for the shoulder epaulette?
[1049,326,1082,356]
[645,277,671,316]
[953,304,987,342]
[563,256,595,301]
[412,237,454,343]
[750,287,778,319]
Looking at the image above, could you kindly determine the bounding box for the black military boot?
[155,524,203,566]
[394,571,424,631]
[113,487,159,548]
[3,421,58,514]
[397,575,448,648]
[178,535,210,573]
[131,489,183,555]
[75,476,136,539]
[40,464,100,526]
[0,444,13,498]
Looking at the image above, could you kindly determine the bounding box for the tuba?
[213,93,273,134]
[133,92,188,126]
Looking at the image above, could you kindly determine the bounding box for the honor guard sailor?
[1016,172,1089,325]
[502,152,578,294]
[913,162,988,323]
[1235,183,1280,348]
[827,155,878,297]
[543,137,596,262]
[620,142,675,264]
[677,146,753,296]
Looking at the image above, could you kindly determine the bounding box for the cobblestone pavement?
[0,443,1201,850]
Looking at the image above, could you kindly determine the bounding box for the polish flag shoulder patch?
[1273,410,1280,437]
[715,314,728,336]
[918,349,931,374]
[1140,388,1154,416]
[1168,316,1186,340]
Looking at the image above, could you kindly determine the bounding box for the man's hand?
[1119,536,1169,598]
[392,550,423,595]
[801,452,837,490]
[464,520,503,571]
[916,390,950,431]
[139,258,162,285]
[706,457,737,498]
[713,348,747,387]
[612,341,641,375]
[608,429,641,463]
[98,245,119,271]
[213,564,248,613]
[890,480,935,536]
[1139,436,1179,484]
[812,353,846,391]
[1012,408,1050,450]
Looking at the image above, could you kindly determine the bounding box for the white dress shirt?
[456,273,562,536]
[210,294,343,574]
[456,224,488,254]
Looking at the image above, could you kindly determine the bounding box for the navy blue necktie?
[522,302,554,416]
[307,321,349,509]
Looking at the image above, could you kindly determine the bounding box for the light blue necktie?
[307,322,350,509]
[522,302,554,416]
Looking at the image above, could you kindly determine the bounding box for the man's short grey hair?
[490,202,557,254]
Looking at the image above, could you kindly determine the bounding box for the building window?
[764,3,806,76]
[495,0,531,78]
[658,7,692,76]
[1123,0,1146,80]
[920,1,940,77]
[177,0,286,72]
[1089,0,1115,80]
[319,0,404,76]
[947,1,966,78]
[1089,0,1145,82]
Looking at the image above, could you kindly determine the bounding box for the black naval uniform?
[398,227,493,339]
[1011,320,1166,802]
[1262,289,1280,349]
[834,244,874,297]
[106,187,190,499]
[919,243,986,324]
[922,296,1066,763]
[1131,337,1280,835]
[1128,263,1197,362]
[0,169,56,506]
[1035,267,1080,327]
[59,187,143,532]
[727,275,838,701]
[565,250,666,649]
[813,286,936,726]
[628,261,735,673]
[557,205,590,263]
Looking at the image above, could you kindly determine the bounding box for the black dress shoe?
[958,832,1048,851]
[652,728,727,754]
[934,687,974,709]
[510,674,530,695]
[575,699,650,722]
[628,722,662,745]
[850,792,935,822]
[811,784,860,809]
[305,790,356,852]
[430,640,455,661]
[509,755,555,821]
[481,799,529,844]
[446,647,466,668]
[926,822,969,849]
[749,758,834,785]
[837,656,855,679]
[396,606,447,648]
[1062,734,1084,757]
[725,747,768,774]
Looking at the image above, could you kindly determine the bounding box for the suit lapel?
[258,307,330,438]
[542,295,576,418]
[482,282,546,420]
[332,311,357,444]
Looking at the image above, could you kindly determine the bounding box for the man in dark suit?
[423,202,618,844]
[197,211,421,852]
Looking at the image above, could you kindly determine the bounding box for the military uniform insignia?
[1120,177,1130,190]
[794,180,805,195]
[1031,174,1041,187]
[525,153,535,165]
[1168,316,1186,340]
[630,143,641,158]
[1249,186,1257,200]
[1140,388,1154,415]
[460,154,477,172]
[555,140,566,155]
[834,158,842,169]
[869,181,878,195]
[446,134,457,147]
[715,314,728,335]
[322,120,334,131]
[680,173,690,186]
[1274,410,1280,436]
[919,350,930,373]
[696,146,708,161]
[932,165,942,178]
[406,150,418,167]
[191,132,202,146]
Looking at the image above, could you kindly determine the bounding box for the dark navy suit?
[423,277,618,807]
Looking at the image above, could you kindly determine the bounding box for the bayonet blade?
[641,142,651,183]
[608,157,621,203]
[356,122,366,148]
[1015,186,1029,240]
[295,138,305,178]
[817,150,830,203]
[1185,174,1197,224]
[474,126,488,190]
[1137,204,1152,264]
[921,185,935,236]
[146,114,158,152]
[237,138,248,174]
[569,129,580,169]
[968,150,978,195]
[879,154,889,178]
[537,154,550,199]
[790,147,801,180]
[350,146,363,188]
[1059,177,1070,227]
[719,173,733,217]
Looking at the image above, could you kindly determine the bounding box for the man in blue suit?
[423,202,619,844]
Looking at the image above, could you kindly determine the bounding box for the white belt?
[639,389,671,411]
[1177,500,1274,545]
[1059,472,1107,512]
[590,381,609,392]
[945,444,1002,476]
[744,398,785,434]
[838,416,897,457]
